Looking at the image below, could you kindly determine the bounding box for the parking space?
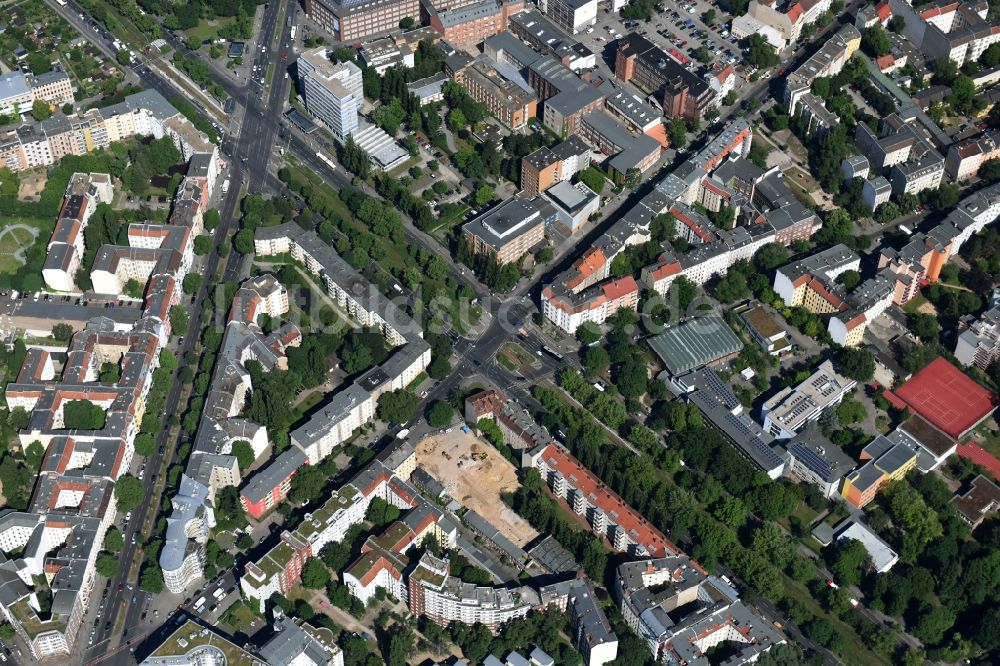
[572,4,753,114]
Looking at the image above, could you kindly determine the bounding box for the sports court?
[887,357,997,440]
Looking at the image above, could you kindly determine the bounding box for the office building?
[945,130,1000,181]
[538,579,618,666]
[732,0,832,49]
[508,9,597,70]
[524,443,679,557]
[520,134,590,197]
[956,303,1000,370]
[541,0,597,34]
[297,49,363,140]
[458,57,538,129]
[614,556,785,663]
[784,429,855,497]
[463,195,546,263]
[464,389,551,451]
[671,368,786,479]
[614,34,715,120]
[407,553,538,631]
[841,435,918,508]
[762,360,857,439]
[541,180,600,231]
[951,475,1000,528]
[428,0,525,48]
[305,0,420,42]
[862,176,892,211]
[887,0,1000,67]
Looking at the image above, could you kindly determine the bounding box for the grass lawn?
[0,217,51,273]
[974,423,1000,460]
[778,501,821,533]
[184,20,222,45]
[264,63,276,90]
[284,157,354,222]
[388,157,421,178]
[902,293,929,314]
[406,371,428,392]
[781,575,891,666]
[502,342,534,365]
[294,391,325,417]
[430,203,470,238]
[220,600,259,633]
[497,351,516,371]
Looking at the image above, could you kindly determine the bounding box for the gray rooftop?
[647,315,743,375]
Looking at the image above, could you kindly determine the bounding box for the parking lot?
[571,3,754,114]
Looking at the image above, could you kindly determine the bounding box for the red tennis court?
[887,357,997,440]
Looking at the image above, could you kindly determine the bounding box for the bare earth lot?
[415,430,538,547]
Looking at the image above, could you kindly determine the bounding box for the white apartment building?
[297,48,364,140]
[761,360,857,439]
[541,0,597,34]
[409,553,538,631]
[956,305,1000,370]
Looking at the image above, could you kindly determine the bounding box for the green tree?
[6,407,29,431]
[474,183,494,207]
[613,360,648,398]
[63,400,107,429]
[377,389,419,424]
[447,108,466,132]
[183,273,202,295]
[753,243,790,273]
[861,25,892,57]
[836,347,875,382]
[134,433,155,456]
[426,401,453,428]
[193,236,213,255]
[231,440,255,470]
[124,279,145,299]
[96,552,119,578]
[366,496,402,527]
[203,209,221,231]
[114,475,144,512]
[105,527,124,553]
[913,603,956,645]
[30,99,52,121]
[584,346,611,374]
[836,270,861,290]
[748,34,780,68]
[301,558,330,589]
[24,441,45,472]
[170,306,189,337]
[234,229,255,254]
[669,118,687,148]
[908,313,941,342]
[289,465,326,504]
[139,565,164,593]
[827,538,870,587]
[52,323,74,341]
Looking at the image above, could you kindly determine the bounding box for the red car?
[280,52,287,60]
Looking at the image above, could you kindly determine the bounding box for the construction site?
[414,429,538,547]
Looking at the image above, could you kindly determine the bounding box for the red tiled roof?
[601,276,638,302]
[876,54,895,70]
[875,0,892,22]
[539,443,677,558]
